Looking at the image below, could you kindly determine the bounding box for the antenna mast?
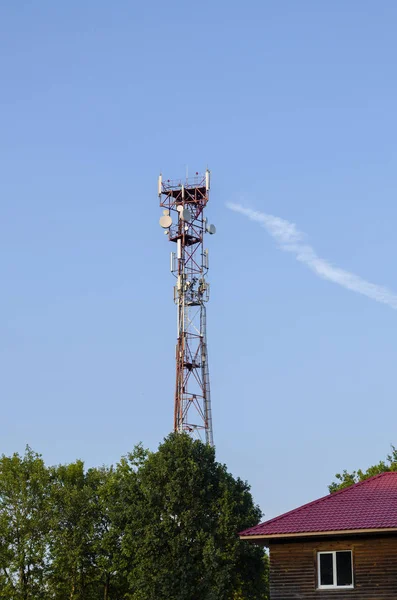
[158,170,215,446]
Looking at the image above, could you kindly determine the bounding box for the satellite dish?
[206,224,216,235]
[181,208,192,221]
[159,215,172,228]
[163,209,170,216]
[176,205,183,213]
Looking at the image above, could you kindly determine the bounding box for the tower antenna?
[158,170,215,446]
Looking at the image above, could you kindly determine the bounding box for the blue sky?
[1,1,397,519]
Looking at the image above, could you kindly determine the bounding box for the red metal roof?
[241,472,397,538]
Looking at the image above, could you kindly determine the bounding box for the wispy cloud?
[226,203,397,310]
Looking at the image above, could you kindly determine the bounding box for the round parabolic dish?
[181,208,192,221]
[159,215,173,228]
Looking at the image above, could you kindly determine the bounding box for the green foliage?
[329,445,397,493]
[48,461,104,598]
[90,465,130,599]
[119,433,267,600]
[0,446,50,600]
[0,437,267,599]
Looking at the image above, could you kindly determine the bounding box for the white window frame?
[317,550,354,590]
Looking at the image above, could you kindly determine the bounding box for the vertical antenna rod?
[158,170,215,445]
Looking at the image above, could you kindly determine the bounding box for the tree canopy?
[120,433,267,600]
[329,445,397,493]
[0,435,268,600]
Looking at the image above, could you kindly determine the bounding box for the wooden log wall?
[268,535,397,599]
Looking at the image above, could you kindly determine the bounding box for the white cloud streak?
[226,203,397,310]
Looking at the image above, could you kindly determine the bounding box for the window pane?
[319,553,334,586]
[336,551,352,586]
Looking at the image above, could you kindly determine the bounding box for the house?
[240,472,397,599]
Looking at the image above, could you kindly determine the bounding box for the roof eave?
[240,526,397,542]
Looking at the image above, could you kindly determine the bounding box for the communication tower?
[158,170,215,446]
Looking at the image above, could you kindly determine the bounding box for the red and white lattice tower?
[158,170,215,446]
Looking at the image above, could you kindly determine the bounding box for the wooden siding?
[268,535,397,599]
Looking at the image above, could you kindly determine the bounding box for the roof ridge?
[247,471,395,532]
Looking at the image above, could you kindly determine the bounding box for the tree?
[0,439,268,599]
[47,461,129,600]
[47,460,99,599]
[329,445,397,493]
[0,446,50,600]
[119,433,267,600]
[90,464,130,600]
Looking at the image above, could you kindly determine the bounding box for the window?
[317,551,353,589]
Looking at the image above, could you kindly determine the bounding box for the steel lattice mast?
[158,170,215,446]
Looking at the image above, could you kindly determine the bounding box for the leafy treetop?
[329,445,397,493]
